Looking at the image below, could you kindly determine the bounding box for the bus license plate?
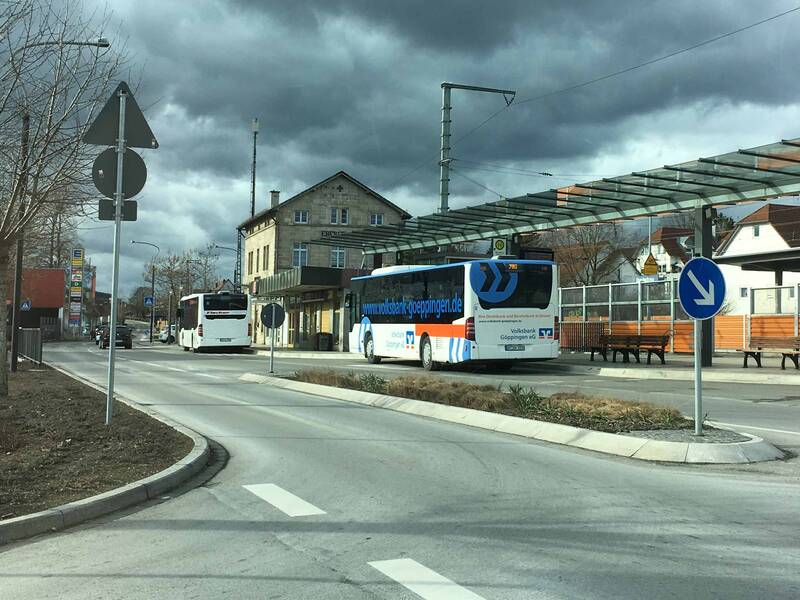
[219,338,231,342]
[505,344,525,351]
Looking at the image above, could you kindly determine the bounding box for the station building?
[240,171,410,350]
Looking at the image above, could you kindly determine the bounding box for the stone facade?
[242,171,408,289]
[239,171,410,348]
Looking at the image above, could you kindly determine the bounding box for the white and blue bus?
[177,291,252,352]
[348,259,559,370]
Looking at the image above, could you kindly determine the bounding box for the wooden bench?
[590,334,670,365]
[740,336,800,370]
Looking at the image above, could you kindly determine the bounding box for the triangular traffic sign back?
[642,253,658,275]
[83,81,158,149]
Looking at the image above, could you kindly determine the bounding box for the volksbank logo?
[469,262,518,303]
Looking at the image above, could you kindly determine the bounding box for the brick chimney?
[270,190,280,208]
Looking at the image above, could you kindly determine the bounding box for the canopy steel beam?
[628,171,719,194]
[738,149,800,165]
[575,183,671,201]
[661,165,770,185]
[780,139,800,148]
[595,179,692,200]
[527,192,607,211]
[614,174,707,196]
[559,188,645,206]
[508,195,597,214]
[449,206,542,225]
[698,158,796,177]
[655,169,736,191]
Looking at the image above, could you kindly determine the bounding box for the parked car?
[100,325,133,349]
[159,324,176,343]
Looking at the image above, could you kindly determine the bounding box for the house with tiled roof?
[715,202,800,314]
[633,227,693,276]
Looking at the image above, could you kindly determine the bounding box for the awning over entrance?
[254,266,369,297]
[314,137,800,254]
[715,248,800,273]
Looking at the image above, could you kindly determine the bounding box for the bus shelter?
[313,137,800,365]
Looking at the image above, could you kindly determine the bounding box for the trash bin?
[317,332,333,351]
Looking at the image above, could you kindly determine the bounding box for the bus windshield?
[203,294,248,311]
[475,263,552,310]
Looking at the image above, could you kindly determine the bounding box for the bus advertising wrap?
[362,292,463,321]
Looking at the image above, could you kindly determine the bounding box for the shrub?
[508,385,545,413]
[358,373,387,394]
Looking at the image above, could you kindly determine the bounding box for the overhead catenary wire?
[386,5,800,193]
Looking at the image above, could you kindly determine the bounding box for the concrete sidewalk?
[251,345,354,360]
[547,351,800,385]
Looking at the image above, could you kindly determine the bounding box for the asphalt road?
[1,342,798,599]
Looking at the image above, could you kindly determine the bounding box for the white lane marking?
[242,484,326,517]
[165,366,184,372]
[369,558,486,600]
[195,372,221,379]
[708,421,800,437]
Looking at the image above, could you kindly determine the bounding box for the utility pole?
[10,112,30,373]
[438,83,515,213]
[250,117,258,217]
[235,118,258,293]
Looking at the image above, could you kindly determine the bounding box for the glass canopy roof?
[313,137,800,255]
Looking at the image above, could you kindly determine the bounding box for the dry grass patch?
[292,370,690,433]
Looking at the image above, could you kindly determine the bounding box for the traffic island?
[0,363,209,544]
[240,370,784,465]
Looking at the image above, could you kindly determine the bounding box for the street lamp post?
[130,240,160,344]
[9,37,111,372]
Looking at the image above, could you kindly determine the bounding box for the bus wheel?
[421,336,439,371]
[182,345,190,352]
[365,334,381,364]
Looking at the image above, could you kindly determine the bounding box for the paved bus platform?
[250,344,798,385]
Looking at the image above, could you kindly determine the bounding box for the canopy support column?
[694,205,714,367]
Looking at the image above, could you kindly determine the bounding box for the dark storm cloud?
[86,0,800,293]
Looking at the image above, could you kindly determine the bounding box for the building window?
[255,248,260,273]
[247,251,253,275]
[330,246,346,268]
[294,210,309,224]
[263,245,269,271]
[330,207,338,224]
[740,287,748,298]
[370,213,384,226]
[292,243,308,267]
[753,224,760,237]
[340,208,349,225]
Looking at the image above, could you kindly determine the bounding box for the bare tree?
[534,224,635,287]
[0,0,126,395]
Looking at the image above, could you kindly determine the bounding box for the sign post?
[260,303,285,374]
[678,257,726,435]
[83,82,158,424]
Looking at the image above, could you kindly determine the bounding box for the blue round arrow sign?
[678,257,726,320]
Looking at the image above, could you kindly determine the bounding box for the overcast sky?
[80,0,800,294]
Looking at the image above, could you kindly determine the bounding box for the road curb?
[240,373,785,465]
[0,363,210,546]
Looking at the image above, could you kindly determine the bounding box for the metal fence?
[560,279,687,329]
[40,316,62,341]
[560,321,606,352]
[559,282,800,352]
[751,285,799,316]
[18,328,42,365]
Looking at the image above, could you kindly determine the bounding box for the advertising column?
[69,248,84,329]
